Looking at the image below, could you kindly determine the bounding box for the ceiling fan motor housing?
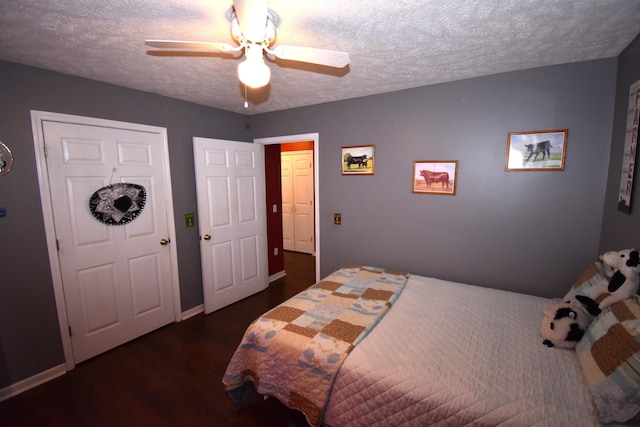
[230,7,277,48]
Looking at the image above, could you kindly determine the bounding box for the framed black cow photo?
[341,144,374,175]
[506,129,568,171]
[412,160,458,195]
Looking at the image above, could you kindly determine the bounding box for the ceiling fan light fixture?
[238,44,271,88]
[147,1,350,95]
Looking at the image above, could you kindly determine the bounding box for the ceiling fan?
[145,0,350,89]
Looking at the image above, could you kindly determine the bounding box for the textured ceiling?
[1,0,640,115]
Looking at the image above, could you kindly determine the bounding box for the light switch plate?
[185,213,195,228]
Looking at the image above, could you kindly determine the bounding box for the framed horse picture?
[412,160,458,195]
[341,145,374,175]
[506,129,568,171]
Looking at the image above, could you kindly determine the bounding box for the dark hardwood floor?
[0,251,316,427]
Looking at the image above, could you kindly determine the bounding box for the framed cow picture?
[341,144,374,175]
[505,129,568,171]
[412,160,458,195]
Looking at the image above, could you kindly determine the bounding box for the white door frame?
[31,110,182,371]
[254,133,320,283]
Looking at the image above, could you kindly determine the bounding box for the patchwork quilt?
[324,275,601,426]
[576,296,640,423]
[222,266,409,426]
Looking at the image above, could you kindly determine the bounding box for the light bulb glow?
[238,44,271,88]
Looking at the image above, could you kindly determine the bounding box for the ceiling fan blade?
[145,40,237,52]
[232,0,268,43]
[271,45,350,68]
[146,51,238,58]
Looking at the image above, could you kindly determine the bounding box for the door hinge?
[43,144,48,158]
[68,326,72,337]
[56,239,60,252]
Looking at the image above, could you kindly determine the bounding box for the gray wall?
[600,34,640,251]
[0,55,622,392]
[0,61,251,388]
[252,60,616,297]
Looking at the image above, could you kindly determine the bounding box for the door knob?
[202,234,211,241]
[160,238,170,246]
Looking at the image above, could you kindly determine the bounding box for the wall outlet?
[334,213,342,225]
[272,204,278,213]
[274,247,279,256]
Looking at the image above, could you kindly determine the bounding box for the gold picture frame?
[341,145,374,175]
[412,160,458,195]
[506,129,568,171]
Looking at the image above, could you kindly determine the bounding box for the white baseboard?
[0,363,67,402]
[181,304,204,320]
[269,270,286,283]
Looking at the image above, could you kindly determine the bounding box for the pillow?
[575,296,640,423]
[564,262,610,304]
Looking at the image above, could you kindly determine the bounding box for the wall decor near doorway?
[0,140,14,176]
[505,129,568,171]
[617,79,640,214]
[342,144,374,175]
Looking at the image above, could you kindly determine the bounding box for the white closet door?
[281,150,314,254]
[43,120,176,363]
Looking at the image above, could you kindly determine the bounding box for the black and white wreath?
[89,183,146,225]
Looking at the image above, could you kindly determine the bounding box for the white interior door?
[42,120,176,364]
[292,151,314,254]
[193,137,268,313]
[281,154,294,251]
[281,150,314,254]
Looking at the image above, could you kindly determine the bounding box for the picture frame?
[617,78,640,214]
[341,144,374,175]
[505,129,568,171]
[412,160,458,195]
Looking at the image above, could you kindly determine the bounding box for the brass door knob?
[160,238,170,246]
[202,234,211,241]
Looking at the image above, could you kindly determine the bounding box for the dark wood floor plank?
[0,251,315,427]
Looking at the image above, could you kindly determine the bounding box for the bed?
[223,265,640,426]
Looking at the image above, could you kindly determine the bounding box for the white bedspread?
[324,274,600,426]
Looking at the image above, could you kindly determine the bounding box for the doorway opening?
[283,250,316,290]
[255,133,320,284]
[281,142,314,255]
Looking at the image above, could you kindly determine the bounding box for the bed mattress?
[323,274,600,426]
